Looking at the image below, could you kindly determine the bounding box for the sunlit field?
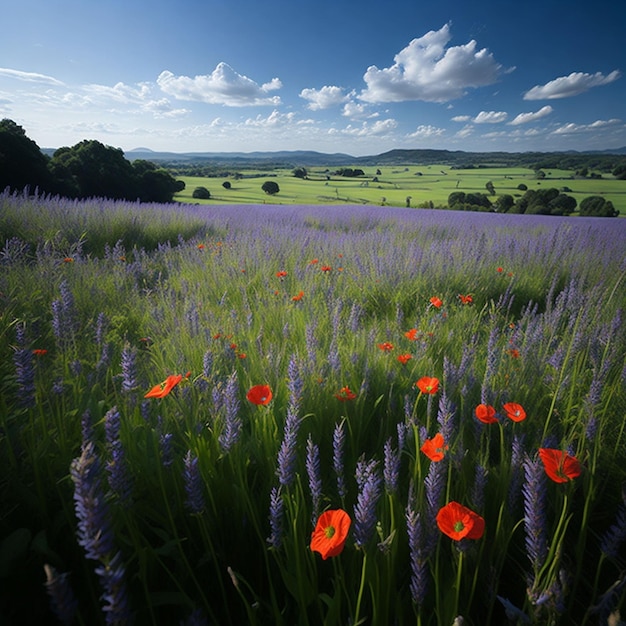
[174,165,626,214]
[2,189,626,625]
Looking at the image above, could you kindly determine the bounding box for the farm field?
[1,191,626,625]
[174,164,626,214]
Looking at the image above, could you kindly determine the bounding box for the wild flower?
[276,404,301,488]
[475,404,498,424]
[160,432,174,468]
[44,564,78,626]
[353,458,382,548]
[436,501,485,541]
[405,328,419,341]
[333,421,347,499]
[397,353,412,365]
[219,372,242,452]
[144,374,184,399]
[406,503,429,604]
[377,341,394,351]
[12,323,36,408]
[275,270,288,278]
[458,294,473,305]
[416,376,439,394]
[183,450,205,515]
[267,486,284,550]
[246,384,272,405]
[383,436,401,494]
[310,509,351,560]
[429,296,443,308]
[306,435,323,524]
[503,402,527,423]
[538,448,582,483]
[291,290,304,301]
[120,343,138,393]
[334,386,356,401]
[523,454,548,570]
[421,433,447,462]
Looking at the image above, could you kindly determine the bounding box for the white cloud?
[524,70,621,100]
[299,85,351,110]
[341,118,398,137]
[359,23,503,103]
[551,118,622,135]
[0,67,65,86]
[244,110,297,127]
[451,115,471,122]
[157,62,282,106]
[509,105,553,125]
[407,124,445,139]
[455,124,474,139]
[473,110,508,124]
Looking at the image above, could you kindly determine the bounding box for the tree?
[579,196,618,217]
[192,186,211,199]
[132,159,184,203]
[495,194,515,213]
[485,181,495,195]
[222,181,231,189]
[0,118,53,193]
[292,167,307,179]
[262,180,280,195]
[612,163,626,180]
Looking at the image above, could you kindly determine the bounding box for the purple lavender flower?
[52,280,78,349]
[522,454,548,572]
[70,441,115,561]
[183,450,205,514]
[81,409,93,447]
[218,371,241,452]
[333,421,347,499]
[95,311,108,346]
[94,551,131,625]
[107,440,133,507]
[267,486,284,550]
[276,404,301,488]
[306,435,323,525]
[436,390,456,445]
[12,323,35,408]
[120,343,138,394]
[383,437,400,495]
[44,564,78,625]
[481,326,500,405]
[508,434,525,514]
[424,456,447,555]
[406,505,429,605]
[471,463,488,512]
[353,458,382,548]
[160,432,174,468]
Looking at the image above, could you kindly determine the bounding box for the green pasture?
[175,165,626,214]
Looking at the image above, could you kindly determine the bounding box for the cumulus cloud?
[551,118,622,135]
[299,85,351,110]
[341,118,398,137]
[524,70,621,100]
[0,67,65,86]
[157,62,282,106]
[509,105,553,125]
[359,23,503,103]
[407,124,445,139]
[451,115,471,122]
[473,110,508,124]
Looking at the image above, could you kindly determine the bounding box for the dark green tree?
[222,181,231,189]
[132,159,184,203]
[579,196,618,217]
[495,194,515,213]
[0,118,53,193]
[485,181,495,195]
[292,167,307,179]
[192,186,211,199]
[262,180,280,195]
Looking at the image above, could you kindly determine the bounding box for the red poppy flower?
[437,501,485,541]
[197,243,205,250]
[416,376,439,394]
[63,257,74,263]
[291,291,304,301]
[310,509,351,560]
[497,267,503,273]
[276,270,288,278]
[246,384,273,405]
[309,258,319,265]
[507,348,520,359]
[32,349,48,356]
[421,433,448,462]
[503,402,526,422]
[321,265,332,273]
[429,296,443,308]
[405,328,419,341]
[458,294,473,305]
[397,354,412,365]
[377,342,394,352]
[475,404,498,424]
[145,374,184,399]
[335,386,357,401]
[538,448,582,483]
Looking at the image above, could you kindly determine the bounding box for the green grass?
[175,165,626,214]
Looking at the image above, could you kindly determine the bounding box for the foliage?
[511,188,577,216]
[292,167,308,179]
[192,186,211,199]
[262,180,280,194]
[448,191,493,212]
[579,195,619,217]
[2,196,625,625]
[335,168,365,177]
[222,181,232,189]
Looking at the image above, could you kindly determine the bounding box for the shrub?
[192,186,211,199]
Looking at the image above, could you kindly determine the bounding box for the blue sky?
[1,0,624,155]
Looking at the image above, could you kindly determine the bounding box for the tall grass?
[1,194,626,625]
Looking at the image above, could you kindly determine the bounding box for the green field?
[175,165,626,214]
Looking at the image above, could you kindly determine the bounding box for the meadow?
[1,188,626,625]
[174,164,626,214]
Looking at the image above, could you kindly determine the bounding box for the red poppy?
[63,257,74,263]
[377,342,394,352]
[503,402,526,422]
[310,509,351,560]
[32,349,48,357]
[416,376,439,395]
[429,296,443,308]
[237,352,247,359]
[321,265,332,273]
[421,433,448,462]
[507,348,520,359]
[458,294,473,305]
[538,448,582,483]
[145,374,184,399]
[436,501,485,541]
[405,328,419,341]
[335,386,357,401]
[197,243,205,250]
[309,258,319,265]
[291,291,304,301]
[397,354,412,365]
[497,267,504,273]
[475,404,498,424]
[276,270,288,278]
[246,384,273,405]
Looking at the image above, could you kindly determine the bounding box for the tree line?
[0,119,184,202]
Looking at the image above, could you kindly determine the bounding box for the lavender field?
[1,190,626,625]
